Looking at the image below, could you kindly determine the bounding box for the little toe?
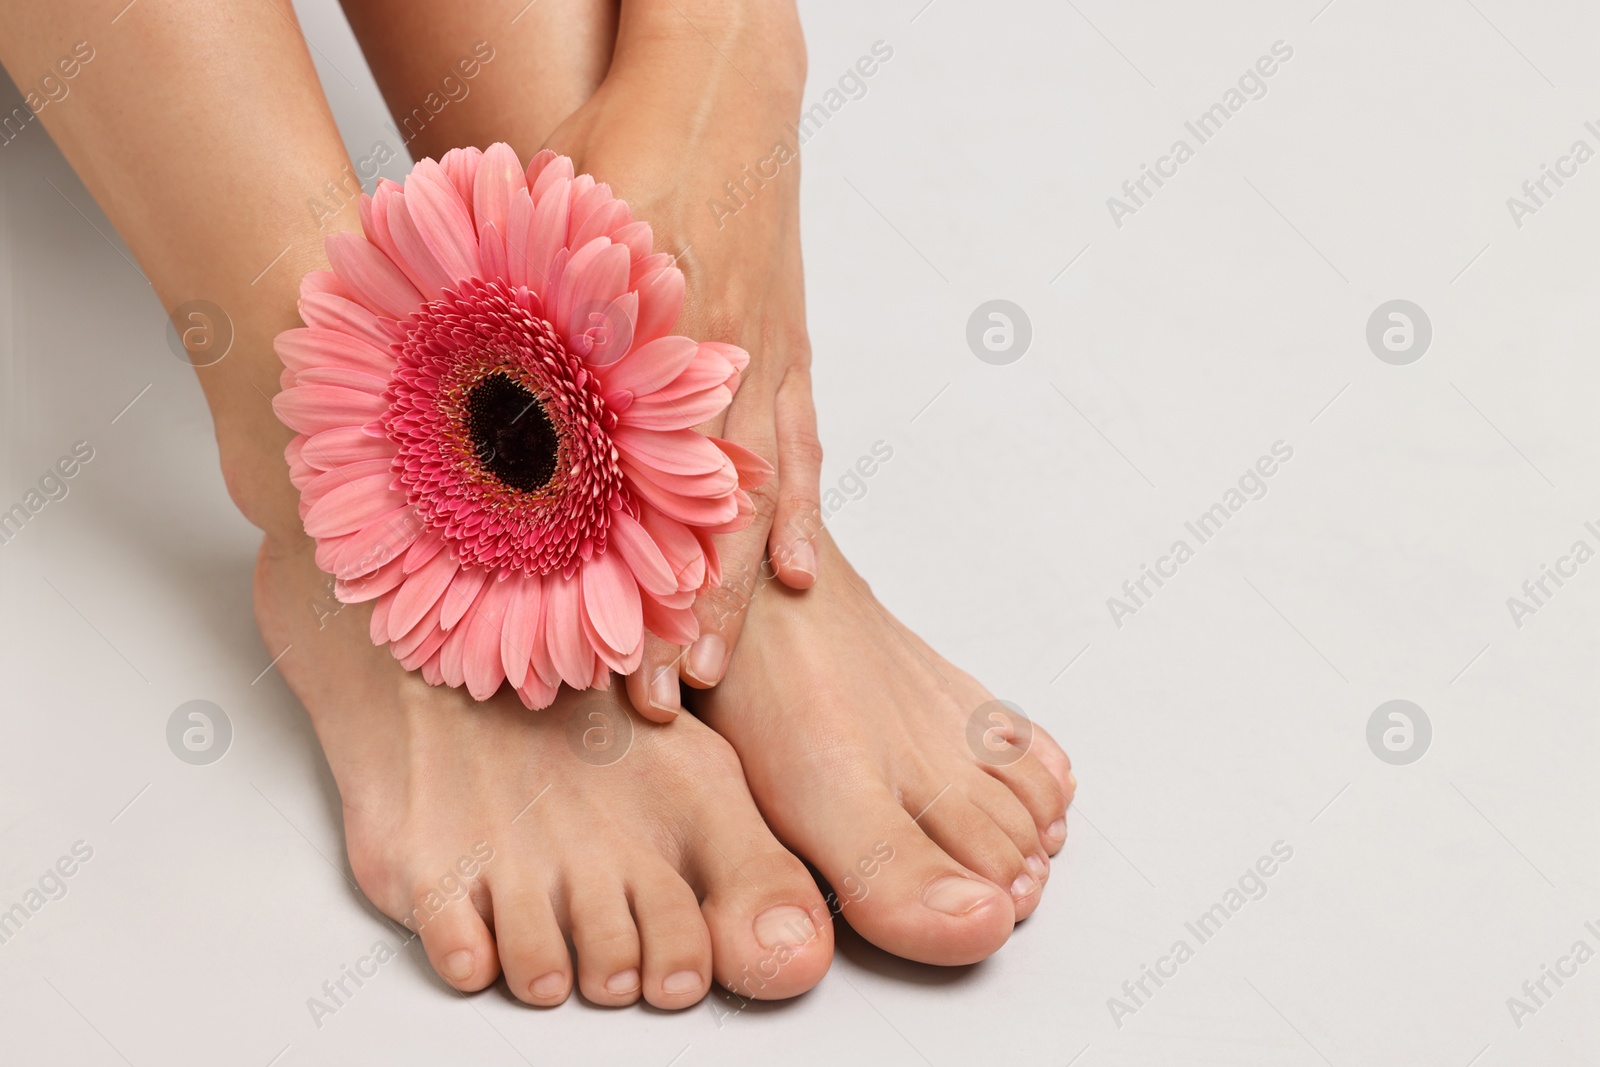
[414,890,500,992]
[1027,723,1076,803]
[917,787,1043,921]
[569,880,643,1006]
[493,882,573,1006]
[631,868,714,1008]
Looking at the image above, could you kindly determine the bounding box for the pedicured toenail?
[1066,770,1077,794]
[648,666,681,715]
[605,969,641,995]
[923,876,1002,916]
[662,970,703,995]
[531,972,566,999]
[1047,817,1067,842]
[1010,872,1039,900]
[1025,854,1048,882]
[754,905,816,949]
[788,539,817,581]
[686,634,726,685]
[441,949,475,982]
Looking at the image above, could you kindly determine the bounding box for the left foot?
[695,534,1076,966]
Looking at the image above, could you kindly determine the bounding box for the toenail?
[662,970,703,995]
[924,876,1002,916]
[648,666,681,714]
[686,634,726,684]
[605,969,641,995]
[1047,817,1067,841]
[531,972,566,999]
[1025,853,1049,881]
[1066,770,1077,793]
[754,905,816,949]
[1010,872,1039,899]
[788,539,817,581]
[441,949,475,982]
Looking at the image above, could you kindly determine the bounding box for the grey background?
[3,0,1599,1063]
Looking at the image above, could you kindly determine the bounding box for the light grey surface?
[3,1,1599,1063]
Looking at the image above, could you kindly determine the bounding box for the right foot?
[253,534,833,1007]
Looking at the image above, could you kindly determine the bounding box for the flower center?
[465,372,560,492]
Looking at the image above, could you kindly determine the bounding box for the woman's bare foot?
[696,534,1076,967]
[253,533,833,1006]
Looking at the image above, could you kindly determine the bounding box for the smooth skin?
[2,0,1076,992]
[374,0,1080,964]
[0,0,832,1006]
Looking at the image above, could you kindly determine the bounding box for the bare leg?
[339,0,617,161]
[0,0,831,1005]
[342,0,1078,966]
[0,0,352,539]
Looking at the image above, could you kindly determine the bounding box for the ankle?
[217,432,307,545]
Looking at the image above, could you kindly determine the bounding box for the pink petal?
[301,426,396,469]
[276,327,394,378]
[711,438,775,489]
[642,598,699,645]
[302,458,394,508]
[500,572,543,689]
[474,144,521,260]
[612,426,731,476]
[392,596,446,659]
[403,528,447,572]
[385,188,452,299]
[623,473,737,530]
[330,506,419,578]
[529,150,573,202]
[583,293,637,367]
[555,238,630,348]
[405,159,483,284]
[478,221,508,281]
[325,231,421,319]
[543,573,590,688]
[293,366,390,396]
[369,592,393,645]
[439,565,490,631]
[581,550,643,657]
[608,511,677,597]
[463,577,511,700]
[273,384,387,435]
[438,147,483,206]
[526,176,572,292]
[600,335,698,398]
[438,612,470,688]
[388,547,460,641]
[571,197,632,248]
[514,672,560,710]
[638,506,706,592]
[631,266,684,346]
[630,252,674,288]
[298,289,393,349]
[304,474,404,538]
[696,527,723,592]
[620,386,732,430]
[702,487,757,535]
[504,187,537,290]
[336,556,408,603]
[610,220,654,264]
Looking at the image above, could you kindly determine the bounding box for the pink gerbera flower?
[272,145,767,709]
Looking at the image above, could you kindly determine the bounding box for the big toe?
[681,751,835,1000]
[697,847,833,1002]
[792,786,1016,967]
